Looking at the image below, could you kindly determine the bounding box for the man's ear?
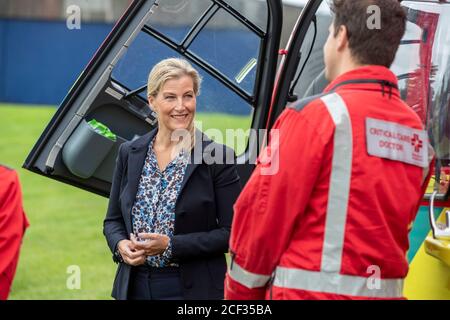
[336,25,349,52]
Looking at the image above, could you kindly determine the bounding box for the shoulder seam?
[287,92,330,112]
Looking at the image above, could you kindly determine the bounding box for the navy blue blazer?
[103,128,241,300]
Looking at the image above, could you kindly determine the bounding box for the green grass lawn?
[1,104,115,299]
[0,104,247,300]
[195,112,252,155]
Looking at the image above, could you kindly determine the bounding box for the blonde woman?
[103,58,241,300]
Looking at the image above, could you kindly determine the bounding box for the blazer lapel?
[178,129,210,198]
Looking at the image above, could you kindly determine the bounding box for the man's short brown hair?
[330,0,406,67]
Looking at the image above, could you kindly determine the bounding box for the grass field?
[0,104,249,300]
[1,104,115,299]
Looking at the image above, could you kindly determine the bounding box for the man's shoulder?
[397,100,426,130]
[276,92,338,143]
[280,92,335,130]
[0,164,14,172]
[287,92,330,113]
[0,164,19,186]
[0,164,17,178]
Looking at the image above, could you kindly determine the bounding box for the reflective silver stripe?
[273,93,405,298]
[320,93,353,272]
[274,267,404,298]
[228,262,271,289]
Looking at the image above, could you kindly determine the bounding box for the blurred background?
[0,0,302,299]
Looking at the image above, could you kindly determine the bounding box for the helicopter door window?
[188,8,264,95]
[145,0,211,44]
[392,2,450,198]
[110,0,272,156]
[289,1,332,100]
[222,0,268,30]
[111,31,254,156]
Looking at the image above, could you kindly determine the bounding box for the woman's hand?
[131,233,170,256]
[117,239,146,266]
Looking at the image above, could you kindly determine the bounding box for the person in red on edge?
[225,0,433,300]
[0,165,29,300]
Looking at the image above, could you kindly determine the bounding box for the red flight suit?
[0,165,29,300]
[225,66,432,300]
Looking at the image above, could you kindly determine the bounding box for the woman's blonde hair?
[147,58,202,98]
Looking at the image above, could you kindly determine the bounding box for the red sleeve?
[225,105,332,300]
[0,167,29,300]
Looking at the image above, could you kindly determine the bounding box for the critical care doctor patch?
[365,118,428,168]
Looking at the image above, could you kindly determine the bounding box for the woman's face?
[149,75,196,133]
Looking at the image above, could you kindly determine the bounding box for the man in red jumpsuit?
[225,0,433,300]
[0,165,29,300]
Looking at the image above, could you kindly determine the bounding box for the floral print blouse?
[131,137,189,267]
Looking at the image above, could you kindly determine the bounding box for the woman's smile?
[170,113,189,120]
